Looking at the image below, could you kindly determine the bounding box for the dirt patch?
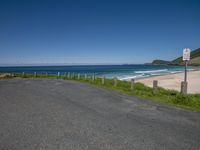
[0,73,15,78]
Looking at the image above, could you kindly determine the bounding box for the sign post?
[184,60,188,82]
[181,48,190,94]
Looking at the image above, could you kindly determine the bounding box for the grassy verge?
[14,73,200,111]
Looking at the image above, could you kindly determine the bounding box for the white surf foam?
[134,69,168,74]
[170,71,182,74]
[119,74,147,80]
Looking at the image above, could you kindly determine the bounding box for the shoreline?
[135,70,200,94]
[1,68,200,94]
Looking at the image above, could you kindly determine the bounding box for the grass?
[12,72,200,111]
[188,56,200,65]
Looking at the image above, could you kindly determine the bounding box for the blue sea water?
[0,65,199,80]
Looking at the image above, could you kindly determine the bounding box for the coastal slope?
[152,48,200,65]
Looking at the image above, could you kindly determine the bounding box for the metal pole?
[184,60,187,82]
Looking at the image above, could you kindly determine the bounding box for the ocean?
[0,65,199,80]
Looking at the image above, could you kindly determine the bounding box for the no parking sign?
[183,48,191,61]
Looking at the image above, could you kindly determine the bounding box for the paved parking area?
[0,78,200,150]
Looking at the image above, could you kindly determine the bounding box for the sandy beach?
[136,70,200,94]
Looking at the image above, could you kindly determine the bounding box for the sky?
[0,0,200,66]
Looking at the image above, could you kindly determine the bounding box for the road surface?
[0,78,200,150]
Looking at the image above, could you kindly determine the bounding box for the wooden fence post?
[113,77,117,87]
[92,74,95,82]
[181,81,187,94]
[68,72,70,78]
[34,72,37,77]
[102,76,105,85]
[57,72,60,77]
[78,74,80,80]
[153,80,158,93]
[22,72,25,77]
[64,72,67,77]
[85,74,87,80]
[131,79,135,90]
[46,72,48,77]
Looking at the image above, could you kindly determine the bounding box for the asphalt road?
[0,78,200,150]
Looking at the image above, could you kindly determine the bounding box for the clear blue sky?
[0,0,200,65]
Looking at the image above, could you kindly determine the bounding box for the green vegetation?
[188,56,200,66]
[152,48,200,66]
[13,72,200,111]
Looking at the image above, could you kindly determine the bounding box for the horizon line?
[0,62,150,67]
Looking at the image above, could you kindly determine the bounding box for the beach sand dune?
[137,70,200,94]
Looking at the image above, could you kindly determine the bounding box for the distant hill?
[152,48,200,66]
[152,60,171,65]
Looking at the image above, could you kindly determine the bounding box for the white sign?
[183,48,191,61]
